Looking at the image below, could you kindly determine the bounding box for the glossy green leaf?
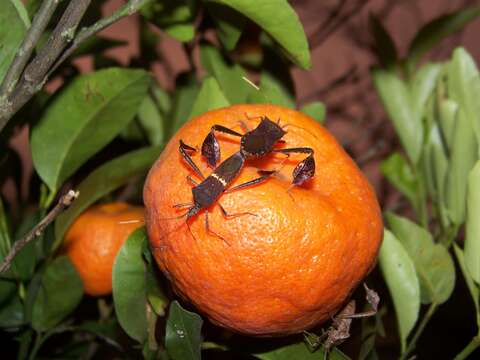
[31,256,83,332]
[31,68,151,191]
[136,90,166,146]
[204,0,310,69]
[372,68,422,164]
[379,230,420,352]
[300,102,326,124]
[143,245,168,317]
[444,108,477,225]
[189,77,230,118]
[437,98,458,152]
[465,161,480,284]
[0,291,24,328]
[200,44,250,104]
[453,244,479,316]
[112,227,148,343]
[380,152,418,213]
[369,14,397,68]
[407,7,480,70]
[141,0,195,42]
[246,72,295,108]
[446,48,480,152]
[54,146,160,250]
[386,213,455,304]
[410,63,442,119]
[254,342,349,360]
[168,76,200,135]
[0,0,29,83]
[0,278,15,305]
[207,3,247,50]
[165,300,203,360]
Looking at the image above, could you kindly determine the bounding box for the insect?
[171,116,316,241]
[304,284,380,360]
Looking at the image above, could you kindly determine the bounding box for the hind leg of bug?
[179,140,205,180]
[202,125,243,168]
[204,210,230,245]
[273,147,315,186]
[218,203,257,219]
[224,170,276,194]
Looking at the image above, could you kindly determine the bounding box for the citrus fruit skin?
[64,202,144,296]
[144,104,383,336]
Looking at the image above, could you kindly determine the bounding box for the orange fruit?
[144,104,382,335]
[64,202,144,296]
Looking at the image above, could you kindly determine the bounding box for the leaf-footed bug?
[304,284,380,360]
[165,116,316,243]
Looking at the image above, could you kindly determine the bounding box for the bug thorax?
[240,117,286,157]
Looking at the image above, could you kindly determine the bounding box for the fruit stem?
[454,334,480,360]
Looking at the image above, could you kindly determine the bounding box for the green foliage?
[30,68,151,192]
[3,1,480,359]
[165,301,203,360]
[378,230,420,352]
[112,227,150,343]
[0,0,29,83]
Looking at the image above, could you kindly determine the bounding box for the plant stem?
[0,190,78,273]
[0,0,60,99]
[401,302,438,360]
[454,334,480,360]
[28,332,43,360]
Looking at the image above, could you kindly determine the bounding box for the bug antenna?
[282,123,321,142]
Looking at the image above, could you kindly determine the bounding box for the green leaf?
[380,153,418,213]
[465,161,480,284]
[144,245,168,317]
[204,0,310,69]
[0,291,24,328]
[379,230,420,352]
[444,108,477,225]
[0,0,29,83]
[31,256,83,332]
[437,98,458,152]
[254,342,349,360]
[31,68,151,191]
[300,102,326,124]
[54,146,161,250]
[189,77,230,118]
[168,75,200,135]
[407,7,480,70]
[165,300,203,360]
[372,68,422,164]
[386,213,456,304]
[246,72,295,108]
[200,44,250,104]
[141,0,195,42]
[207,3,247,50]
[446,47,480,153]
[112,227,148,343]
[369,14,397,68]
[453,244,479,316]
[136,90,167,146]
[410,63,442,119]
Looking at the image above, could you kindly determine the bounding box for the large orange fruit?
[144,104,382,335]
[64,202,144,296]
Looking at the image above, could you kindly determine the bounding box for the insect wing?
[202,131,220,168]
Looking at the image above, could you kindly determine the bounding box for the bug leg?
[186,175,198,186]
[202,125,243,168]
[273,147,315,186]
[218,203,257,219]
[338,284,380,319]
[179,140,205,180]
[204,211,230,245]
[173,202,193,209]
[224,171,275,194]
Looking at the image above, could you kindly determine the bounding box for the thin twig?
[0,0,92,132]
[0,0,60,98]
[0,190,79,274]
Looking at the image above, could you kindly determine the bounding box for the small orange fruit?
[144,104,382,335]
[64,202,144,296]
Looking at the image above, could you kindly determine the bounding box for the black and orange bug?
[170,116,316,241]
